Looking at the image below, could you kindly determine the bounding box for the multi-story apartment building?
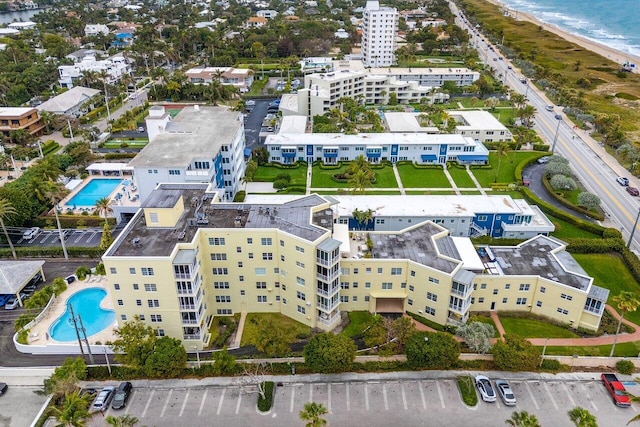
[295,60,478,117]
[0,107,45,141]
[126,106,245,205]
[58,53,131,89]
[265,132,489,166]
[184,67,255,93]
[361,1,398,67]
[103,186,606,349]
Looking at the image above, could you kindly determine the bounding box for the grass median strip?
[457,375,478,407]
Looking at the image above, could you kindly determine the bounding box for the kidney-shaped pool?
[49,288,116,342]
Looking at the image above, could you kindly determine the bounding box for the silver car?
[495,379,516,406]
[91,386,115,412]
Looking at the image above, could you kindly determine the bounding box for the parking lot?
[17,228,104,248]
[0,385,49,427]
[87,377,639,426]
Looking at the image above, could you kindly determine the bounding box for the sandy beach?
[483,0,640,72]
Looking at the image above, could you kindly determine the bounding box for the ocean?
[497,0,640,59]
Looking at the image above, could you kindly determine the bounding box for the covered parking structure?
[0,260,45,307]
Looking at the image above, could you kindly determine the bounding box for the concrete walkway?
[466,165,488,195]
[392,163,406,195]
[231,311,247,349]
[305,163,312,195]
[443,167,460,195]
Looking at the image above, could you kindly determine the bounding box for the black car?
[111,381,133,410]
[0,382,7,396]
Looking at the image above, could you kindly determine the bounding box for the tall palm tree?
[0,198,17,260]
[609,291,640,357]
[348,168,374,194]
[568,407,598,427]
[44,184,70,260]
[52,391,92,427]
[105,415,139,427]
[95,197,113,225]
[97,70,112,122]
[494,142,511,183]
[299,402,328,427]
[505,411,541,427]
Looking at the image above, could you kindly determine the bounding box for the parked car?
[111,381,133,410]
[91,386,115,412]
[22,227,41,240]
[545,105,554,111]
[0,382,7,396]
[554,114,562,120]
[537,156,551,164]
[617,177,630,186]
[520,78,527,84]
[0,295,9,307]
[137,126,145,133]
[246,100,256,107]
[601,373,631,407]
[495,380,516,406]
[627,187,640,196]
[475,375,496,402]
[4,296,18,310]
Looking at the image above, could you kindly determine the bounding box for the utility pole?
[68,304,86,358]
[627,206,640,249]
[551,118,562,153]
[77,314,94,364]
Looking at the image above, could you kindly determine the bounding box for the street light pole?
[104,348,111,376]
[627,206,640,249]
[540,337,549,367]
[551,118,562,153]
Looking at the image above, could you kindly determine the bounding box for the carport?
[0,260,46,307]
[372,294,405,313]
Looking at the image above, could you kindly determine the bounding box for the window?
[247,238,253,244]
[410,270,415,277]
[133,284,139,290]
[248,253,254,259]
[147,299,160,308]
[256,282,267,289]
[340,296,349,303]
[557,307,569,315]
[282,298,287,304]
[540,286,546,293]
[427,292,437,301]
[117,299,123,306]
[296,277,305,286]
[149,212,158,223]
[391,268,402,275]
[139,315,145,320]
[238,261,243,268]
[297,291,306,301]
[560,293,573,301]
[262,252,273,260]
[144,284,157,292]
[121,314,127,321]
[366,268,371,274]
[257,295,267,303]
[377,268,383,274]
[151,314,162,322]
[217,309,233,315]
[136,299,141,306]
[341,268,350,275]
[280,240,284,247]
[536,300,542,307]
[365,282,371,288]
[275,282,280,288]
[429,277,439,284]
[409,285,414,292]
[141,268,154,276]
[353,282,358,288]
[502,298,508,304]
[214,282,230,289]
[212,268,228,275]
[478,297,484,303]
[156,329,165,337]
[261,237,272,246]
[255,267,266,275]
[425,306,436,316]
[382,282,392,290]
[295,245,305,253]
[516,297,527,306]
[169,169,180,175]
[211,253,227,261]
[408,299,413,305]
[519,284,530,291]
[480,283,487,290]
[492,289,498,295]
[110,267,117,274]
[239,276,244,282]
[208,237,226,245]
[215,296,231,303]
[401,283,406,288]
[114,284,120,290]
[505,284,510,290]
[296,261,305,268]
[341,282,349,289]
[282,284,287,291]
[297,305,306,314]
[275,296,280,301]
[365,296,370,302]
[240,290,245,296]
[129,268,136,274]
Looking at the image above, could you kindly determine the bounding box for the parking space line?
[365,383,369,411]
[309,384,313,403]
[580,385,597,412]
[525,382,539,410]
[561,383,575,407]
[436,381,445,408]
[346,383,350,411]
[199,390,208,416]
[235,392,242,414]
[328,383,332,413]
[401,382,407,410]
[160,389,173,417]
[419,381,426,409]
[141,390,155,418]
[179,391,190,416]
[217,389,225,415]
[543,382,559,411]
[290,385,296,412]
[124,391,133,415]
[383,383,388,411]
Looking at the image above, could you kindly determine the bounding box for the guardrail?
[22,294,56,331]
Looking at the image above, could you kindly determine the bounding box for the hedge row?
[514,153,550,182]
[263,162,307,170]
[565,238,625,254]
[541,175,604,220]
[0,246,103,258]
[41,141,60,157]
[36,215,114,228]
[104,153,137,160]
[233,191,246,202]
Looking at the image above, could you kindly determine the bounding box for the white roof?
[8,21,36,28]
[37,86,101,114]
[266,132,483,149]
[278,116,307,133]
[0,28,20,35]
[65,179,83,191]
[278,94,299,116]
[384,112,438,133]
[451,237,484,271]
[86,162,130,171]
[0,260,45,294]
[0,107,35,117]
[448,110,509,132]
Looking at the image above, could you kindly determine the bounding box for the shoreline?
[482,0,640,72]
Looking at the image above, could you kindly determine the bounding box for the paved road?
[244,99,275,150]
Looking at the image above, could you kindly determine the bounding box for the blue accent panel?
[439,145,447,156]
[244,148,252,157]
[458,155,488,161]
[348,218,374,231]
[324,152,338,158]
[366,152,381,158]
[283,152,296,158]
[421,154,438,161]
[391,145,398,155]
[307,145,314,156]
[215,153,224,187]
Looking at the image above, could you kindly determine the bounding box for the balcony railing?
[450,287,472,299]
[177,287,196,295]
[316,270,340,283]
[182,318,199,325]
[316,257,339,267]
[180,304,196,310]
[317,301,339,313]
[583,305,604,316]
[448,302,471,315]
[316,286,340,297]
[183,333,202,340]
[317,312,341,327]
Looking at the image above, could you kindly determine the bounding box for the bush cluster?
[257,382,275,412]
[616,359,635,375]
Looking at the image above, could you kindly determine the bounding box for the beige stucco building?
[102,185,608,349]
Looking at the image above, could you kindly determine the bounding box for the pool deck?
[56,176,140,216]
[27,276,117,346]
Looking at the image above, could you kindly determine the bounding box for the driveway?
[244,99,275,150]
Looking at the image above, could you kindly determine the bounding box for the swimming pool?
[67,179,123,207]
[49,288,115,342]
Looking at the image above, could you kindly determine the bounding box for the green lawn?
[491,107,518,127]
[166,108,182,118]
[240,313,311,348]
[460,191,482,195]
[448,166,476,188]
[397,164,451,188]
[405,190,458,195]
[542,341,640,357]
[254,164,307,186]
[311,165,350,188]
[370,167,399,188]
[342,311,376,338]
[573,253,640,325]
[548,214,602,240]
[499,316,580,338]
[103,139,148,148]
[470,152,540,187]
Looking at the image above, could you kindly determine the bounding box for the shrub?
[492,334,541,371]
[75,266,91,280]
[303,333,357,373]
[95,263,106,275]
[603,228,623,239]
[51,278,67,296]
[616,359,635,375]
[233,191,246,202]
[456,375,478,406]
[405,331,460,370]
[257,381,275,412]
[540,359,562,372]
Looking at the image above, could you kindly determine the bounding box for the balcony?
[316,270,340,283]
[448,302,471,315]
[317,312,341,328]
[450,286,472,299]
[316,286,340,297]
[183,333,202,340]
[317,300,340,313]
[180,304,196,310]
[583,304,604,316]
[182,318,199,325]
[177,287,196,295]
[316,256,339,267]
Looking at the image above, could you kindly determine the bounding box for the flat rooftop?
[128,106,242,168]
[333,60,477,77]
[106,185,332,258]
[266,132,480,147]
[448,110,509,131]
[487,235,592,290]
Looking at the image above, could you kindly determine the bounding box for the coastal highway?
[452,2,640,251]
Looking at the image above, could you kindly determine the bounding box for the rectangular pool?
[67,179,123,207]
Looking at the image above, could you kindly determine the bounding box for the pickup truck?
[601,373,631,407]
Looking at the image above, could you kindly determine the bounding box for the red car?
[602,373,631,407]
[627,186,640,196]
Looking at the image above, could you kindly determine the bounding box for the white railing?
[317,301,339,312]
[450,287,472,299]
[183,333,202,340]
[316,257,339,267]
[317,313,341,327]
[448,302,471,315]
[316,287,340,297]
[180,304,196,310]
[316,270,340,283]
[25,294,56,330]
[185,170,210,176]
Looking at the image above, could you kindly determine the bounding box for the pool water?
[67,179,123,207]
[49,288,115,342]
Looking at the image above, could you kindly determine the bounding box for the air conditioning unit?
[306,316,311,320]
[269,302,273,305]
[418,310,423,314]
[306,301,311,306]
[267,288,273,292]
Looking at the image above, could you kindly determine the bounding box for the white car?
[617,177,630,186]
[22,227,40,240]
[4,296,18,310]
[91,386,115,412]
[475,375,496,402]
[495,379,516,406]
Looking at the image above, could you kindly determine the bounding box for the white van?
[22,227,40,240]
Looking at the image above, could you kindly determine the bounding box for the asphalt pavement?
[244,99,275,150]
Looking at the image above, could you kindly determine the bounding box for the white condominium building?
[58,54,131,89]
[362,1,399,67]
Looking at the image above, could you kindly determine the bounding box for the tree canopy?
[303,333,357,373]
[405,331,460,369]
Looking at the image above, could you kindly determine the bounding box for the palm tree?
[518,105,537,128]
[44,184,70,260]
[505,410,541,427]
[346,155,371,177]
[299,402,328,427]
[52,391,92,427]
[609,291,640,357]
[105,414,139,427]
[568,407,597,427]
[94,197,113,225]
[494,142,511,183]
[0,198,17,260]
[97,70,112,122]
[348,168,374,194]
